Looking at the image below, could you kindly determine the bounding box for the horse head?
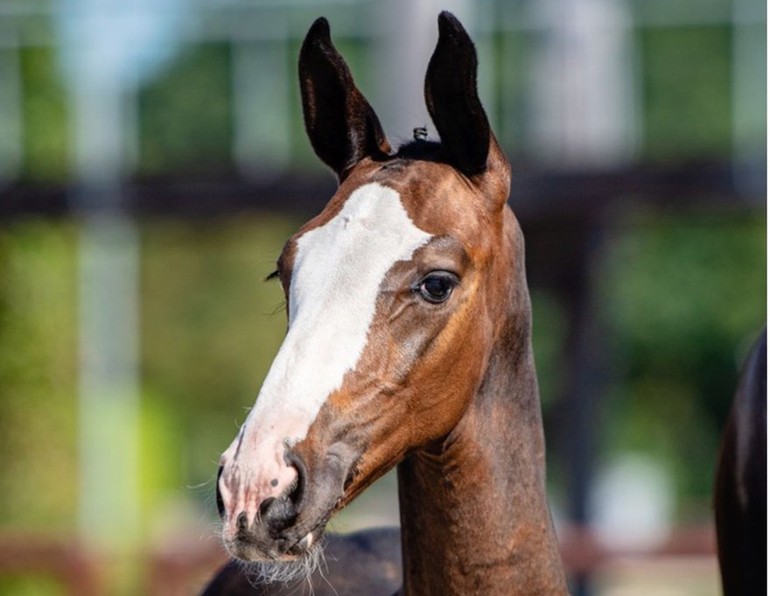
[216,13,527,575]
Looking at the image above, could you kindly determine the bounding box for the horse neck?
[397,221,567,595]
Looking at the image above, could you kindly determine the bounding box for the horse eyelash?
[265,270,280,282]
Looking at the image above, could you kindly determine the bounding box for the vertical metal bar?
[77,209,141,546]
[373,0,473,142]
[527,0,637,166]
[557,223,608,596]
[68,43,141,548]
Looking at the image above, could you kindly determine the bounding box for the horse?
[714,329,766,595]
[204,12,567,595]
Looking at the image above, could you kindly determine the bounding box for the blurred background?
[0,0,764,594]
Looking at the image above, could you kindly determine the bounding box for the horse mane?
[394,139,442,160]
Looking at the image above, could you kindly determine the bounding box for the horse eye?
[416,272,458,304]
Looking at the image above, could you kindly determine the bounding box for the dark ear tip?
[306,16,331,44]
[437,11,467,38]
[437,11,458,26]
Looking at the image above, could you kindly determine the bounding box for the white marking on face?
[220,182,432,526]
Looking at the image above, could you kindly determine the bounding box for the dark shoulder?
[200,527,402,596]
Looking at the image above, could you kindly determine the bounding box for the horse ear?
[299,17,391,180]
[425,13,510,203]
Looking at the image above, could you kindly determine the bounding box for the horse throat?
[396,238,568,595]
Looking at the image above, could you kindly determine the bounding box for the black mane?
[391,139,444,164]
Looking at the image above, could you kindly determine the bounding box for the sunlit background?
[0,0,765,594]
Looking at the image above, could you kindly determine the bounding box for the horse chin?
[236,540,326,586]
[225,524,328,585]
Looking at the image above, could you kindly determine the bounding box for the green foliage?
[0,222,78,532]
[138,44,234,174]
[140,214,300,489]
[21,47,69,181]
[490,28,528,151]
[0,575,65,596]
[603,212,765,507]
[640,25,732,158]
[531,289,568,410]
[137,390,184,521]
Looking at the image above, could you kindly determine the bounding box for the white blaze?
[221,183,431,513]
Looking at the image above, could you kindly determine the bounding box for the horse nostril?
[258,455,307,535]
[259,496,276,518]
[216,465,225,519]
[260,494,298,535]
[237,511,250,534]
[284,450,308,508]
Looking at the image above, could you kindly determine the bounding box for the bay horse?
[714,329,766,595]
[204,12,567,595]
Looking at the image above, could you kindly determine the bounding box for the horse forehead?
[292,182,432,265]
[292,162,487,255]
[375,162,488,237]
